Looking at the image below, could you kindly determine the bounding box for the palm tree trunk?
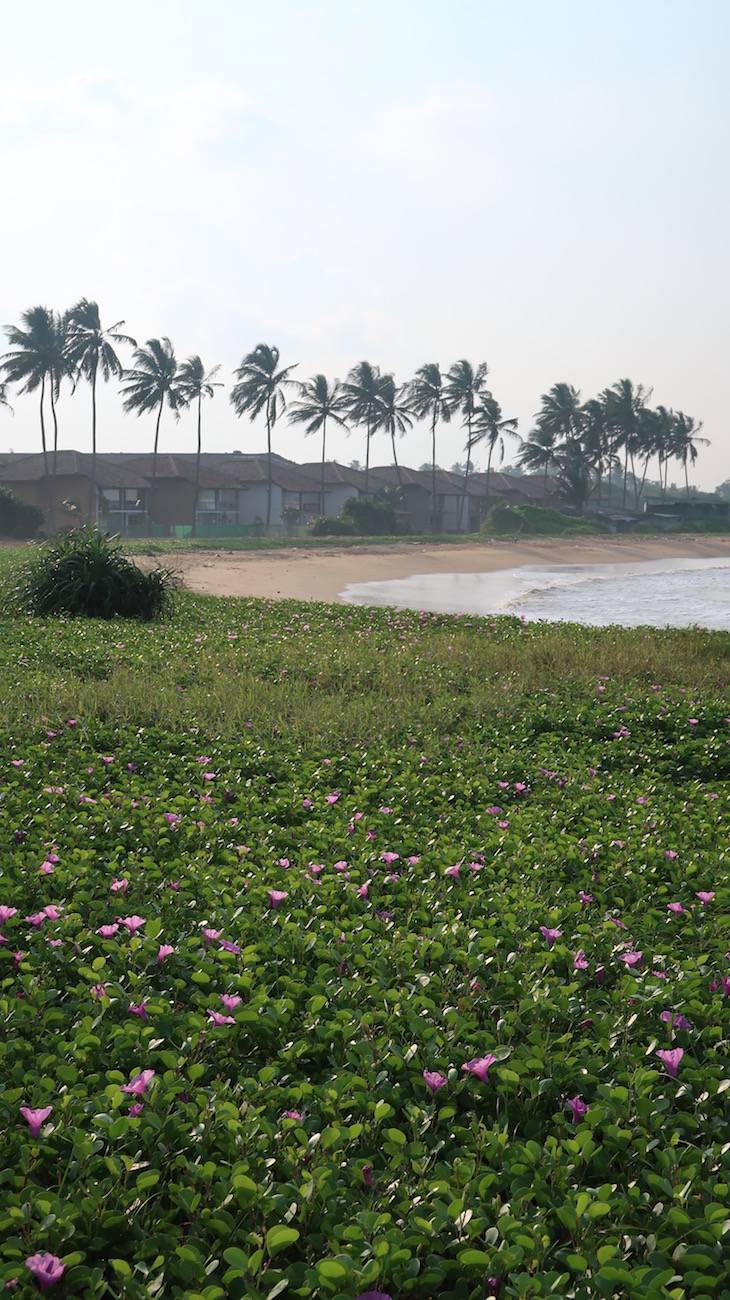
[88,365,98,525]
[192,392,202,539]
[684,459,690,498]
[543,457,549,502]
[431,410,437,534]
[266,406,272,529]
[320,416,327,516]
[658,453,664,503]
[364,420,371,496]
[391,430,403,486]
[458,416,472,532]
[622,443,629,508]
[49,378,60,526]
[150,397,163,536]
[39,376,54,534]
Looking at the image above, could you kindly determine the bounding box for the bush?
[307,514,356,537]
[481,503,602,538]
[341,491,411,536]
[14,526,178,620]
[0,486,44,539]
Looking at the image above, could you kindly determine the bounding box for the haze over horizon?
[0,0,727,490]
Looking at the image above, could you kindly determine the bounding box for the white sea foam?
[342,557,730,630]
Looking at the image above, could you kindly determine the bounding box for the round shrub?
[14,526,178,620]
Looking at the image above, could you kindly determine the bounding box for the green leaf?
[266,1226,300,1257]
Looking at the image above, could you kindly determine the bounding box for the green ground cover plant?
[1,564,730,1298]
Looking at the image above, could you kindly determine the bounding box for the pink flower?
[110,878,129,894]
[579,891,594,908]
[356,882,369,898]
[25,1253,65,1292]
[157,944,175,964]
[0,906,18,925]
[696,891,715,905]
[97,924,119,939]
[326,792,340,805]
[20,1105,52,1138]
[573,950,589,970]
[128,1103,143,1117]
[220,993,242,1011]
[380,851,399,867]
[461,1055,497,1081]
[25,913,46,928]
[667,902,688,916]
[121,1069,155,1096]
[219,939,240,955]
[362,1163,373,1189]
[91,983,109,999]
[268,890,288,909]
[208,1010,235,1026]
[202,927,222,946]
[619,950,644,968]
[664,850,678,860]
[120,915,146,934]
[656,1047,684,1077]
[129,1001,148,1021]
[283,1109,303,1120]
[539,926,563,947]
[566,1096,589,1124]
[661,1010,692,1031]
[39,862,54,875]
[423,1070,448,1093]
[444,864,460,879]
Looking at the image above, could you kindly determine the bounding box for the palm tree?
[516,424,559,498]
[649,404,675,500]
[581,398,610,505]
[601,379,652,508]
[0,306,67,533]
[342,361,383,496]
[0,384,12,415]
[445,359,489,530]
[408,363,451,532]
[230,344,297,529]
[177,356,223,538]
[535,382,583,444]
[473,394,519,503]
[65,300,136,522]
[671,411,709,497]
[554,439,595,516]
[370,373,413,485]
[287,374,349,515]
[120,338,184,532]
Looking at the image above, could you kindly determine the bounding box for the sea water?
[342,557,730,631]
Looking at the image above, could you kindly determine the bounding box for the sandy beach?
[164,534,730,604]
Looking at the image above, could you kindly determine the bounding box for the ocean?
[341,556,730,630]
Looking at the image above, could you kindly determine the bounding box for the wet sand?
[158,535,730,604]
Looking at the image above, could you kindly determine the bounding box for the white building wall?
[237,484,284,525]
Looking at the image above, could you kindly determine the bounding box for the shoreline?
[158,534,730,604]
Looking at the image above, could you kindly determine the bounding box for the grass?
[2,545,730,1298]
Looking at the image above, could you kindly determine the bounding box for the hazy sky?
[0,0,727,488]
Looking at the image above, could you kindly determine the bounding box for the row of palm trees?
[517,380,708,515]
[0,302,706,535]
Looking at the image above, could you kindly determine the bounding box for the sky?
[0,0,727,489]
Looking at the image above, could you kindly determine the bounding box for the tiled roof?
[0,450,152,489]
